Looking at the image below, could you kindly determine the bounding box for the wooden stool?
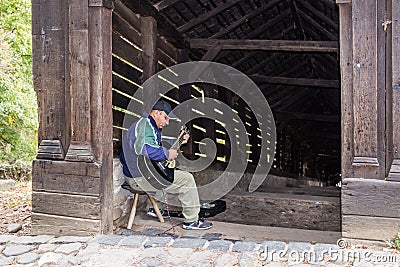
[126,188,164,229]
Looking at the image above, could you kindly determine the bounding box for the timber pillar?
[32,0,113,235]
[337,0,400,241]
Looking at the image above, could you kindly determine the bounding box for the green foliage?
[0,0,38,163]
[386,232,400,251]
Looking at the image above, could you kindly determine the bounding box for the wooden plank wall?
[32,0,113,236]
[337,0,400,241]
[111,0,181,157]
[111,1,237,167]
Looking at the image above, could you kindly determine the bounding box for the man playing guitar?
[120,100,213,230]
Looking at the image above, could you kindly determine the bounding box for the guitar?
[137,125,190,190]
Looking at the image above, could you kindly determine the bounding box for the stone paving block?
[182,231,204,239]
[140,247,163,258]
[185,261,213,267]
[171,238,207,249]
[314,243,339,253]
[37,243,59,254]
[264,263,286,267]
[77,242,100,257]
[0,235,13,245]
[140,257,162,267]
[232,241,256,252]
[17,252,39,264]
[259,241,287,252]
[55,242,83,254]
[287,242,311,253]
[238,251,260,267]
[50,236,92,244]
[188,250,217,262]
[207,240,232,251]
[141,228,165,236]
[167,247,194,258]
[0,255,14,266]
[118,235,147,248]
[86,247,138,266]
[11,235,54,245]
[37,252,65,266]
[66,255,80,266]
[144,236,172,248]
[117,229,140,236]
[92,235,125,246]
[2,245,33,257]
[224,238,240,243]
[202,233,222,241]
[214,253,237,267]
[167,256,186,265]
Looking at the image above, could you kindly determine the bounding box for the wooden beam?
[298,10,337,40]
[273,88,313,110]
[141,16,158,106]
[246,54,282,74]
[250,74,339,88]
[154,0,179,11]
[288,0,306,39]
[201,45,222,61]
[114,0,141,32]
[177,0,241,32]
[189,39,338,52]
[245,9,291,39]
[231,26,293,69]
[275,111,339,122]
[210,0,281,38]
[336,0,351,4]
[122,0,187,48]
[297,0,338,32]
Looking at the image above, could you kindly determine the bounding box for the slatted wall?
[111,1,264,167]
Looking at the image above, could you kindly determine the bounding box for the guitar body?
[137,125,189,190]
[137,155,174,190]
[151,159,174,183]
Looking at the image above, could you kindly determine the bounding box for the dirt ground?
[0,181,32,235]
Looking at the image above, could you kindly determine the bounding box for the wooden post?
[141,16,158,111]
[32,0,113,236]
[389,0,400,181]
[65,0,93,162]
[339,0,400,241]
[88,0,113,234]
[33,0,68,160]
[351,0,385,179]
[176,49,194,158]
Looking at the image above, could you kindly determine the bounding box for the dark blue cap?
[152,100,178,120]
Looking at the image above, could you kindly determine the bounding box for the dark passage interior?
[111,0,341,232]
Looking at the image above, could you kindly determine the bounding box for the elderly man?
[120,100,212,230]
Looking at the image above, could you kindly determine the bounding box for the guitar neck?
[170,133,185,150]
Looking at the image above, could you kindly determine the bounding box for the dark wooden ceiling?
[124,0,340,120]
[121,0,341,181]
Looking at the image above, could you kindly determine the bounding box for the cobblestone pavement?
[0,230,399,267]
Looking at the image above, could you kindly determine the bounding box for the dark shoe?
[147,208,167,218]
[182,218,213,230]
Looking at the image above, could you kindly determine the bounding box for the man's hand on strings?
[181,134,190,145]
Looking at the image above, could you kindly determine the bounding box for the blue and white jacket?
[120,113,170,178]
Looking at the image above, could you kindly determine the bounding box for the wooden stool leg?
[127,193,140,229]
[148,195,165,223]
